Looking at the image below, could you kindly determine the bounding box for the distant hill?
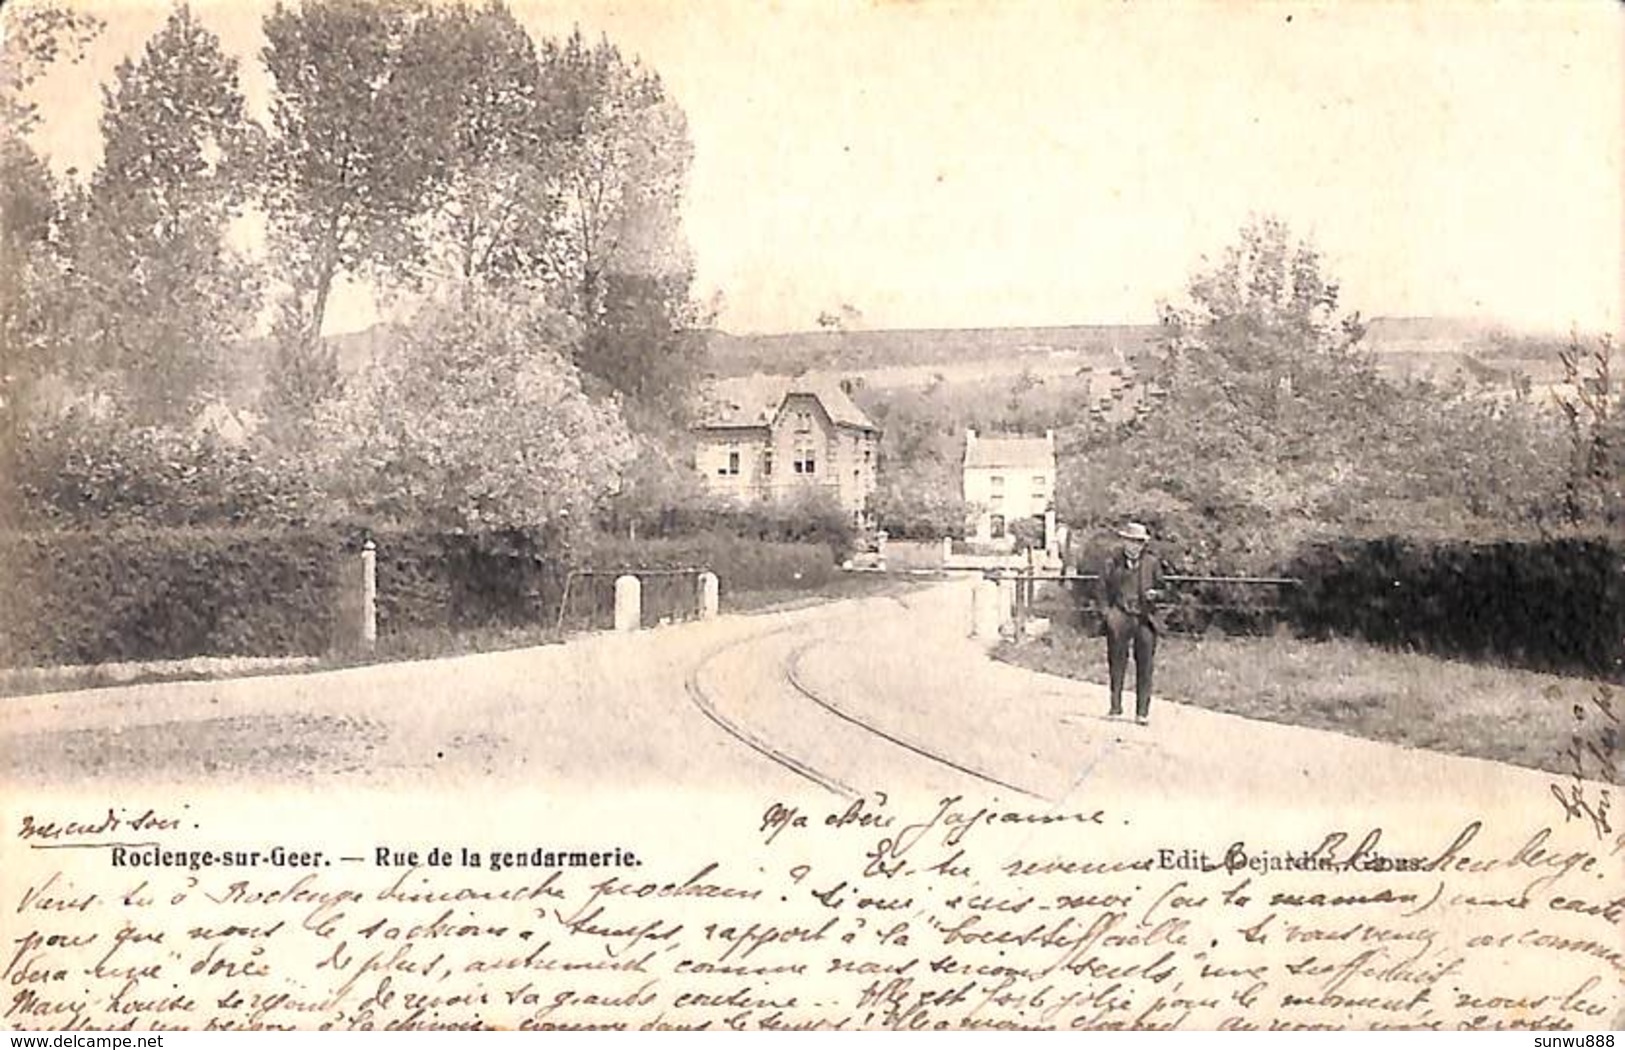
[706,317,1515,379]
[706,324,1159,378]
[216,315,1526,410]
[1362,316,1498,344]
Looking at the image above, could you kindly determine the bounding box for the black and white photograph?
[1,0,1621,1034]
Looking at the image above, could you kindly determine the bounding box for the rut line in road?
[683,626,858,799]
[784,640,1045,800]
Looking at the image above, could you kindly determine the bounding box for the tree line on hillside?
[1066,218,1621,570]
[851,218,1620,562]
[2,0,708,537]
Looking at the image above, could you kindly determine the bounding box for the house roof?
[698,373,878,431]
[965,434,1055,470]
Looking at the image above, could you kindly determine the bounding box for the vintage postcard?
[1,0,1622,1033]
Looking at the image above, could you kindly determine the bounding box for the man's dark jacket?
[1100,549,1166,628]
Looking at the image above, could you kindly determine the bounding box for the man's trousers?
[1103,607,1156,719]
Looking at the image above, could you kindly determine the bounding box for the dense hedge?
[1,527,837,667]
[0,526,572,667]
[0,528,350,666]
[1054,530,1625,669]
[367,526,566,635]
[1284,534,1625,678]
[582,534,836,593]
[606,495,857,561]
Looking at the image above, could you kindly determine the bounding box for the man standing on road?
[1101,521,1165,725]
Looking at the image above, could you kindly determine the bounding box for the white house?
[963,428,1057,548]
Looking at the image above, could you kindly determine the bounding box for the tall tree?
[1,133,63,418]
[0,2,102,138]
[579,270,711,427]
[0,4,101,520]
[1060,218,1387,567]
[1154,214,1373,429]
[0,133,69,522]
[408,0,556,292]
[1063,217,1571,567]
[260,0,441,417]
[62,4,259,427]
[1,3,102,390]
[540,28,703,420]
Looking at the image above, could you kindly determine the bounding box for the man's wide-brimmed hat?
[1116,522,1151,542]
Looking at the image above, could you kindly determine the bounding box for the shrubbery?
[1056,219,1579,575]
[0,526,569,666]
[309,292,636,536]
[581,534,835,594]
[601,478,857,561]
[8,411,315,529]
[1058,525,1625,670]
[0,524,837,666]
[1284,533,1625,679]
[366,526,567,635]
[0,527,348,666]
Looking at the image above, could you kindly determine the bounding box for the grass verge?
[997,620,1620,779]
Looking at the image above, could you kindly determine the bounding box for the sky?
[16,0,1624,336]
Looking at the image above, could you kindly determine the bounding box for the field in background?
[702,316,1572,415]
[258,317,1576,429]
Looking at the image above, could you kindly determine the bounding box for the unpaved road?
[0,581,1564,811]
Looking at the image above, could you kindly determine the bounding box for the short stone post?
[697,571,719,620]
[997,573,1016,629]
[971,576,1002,641]
[614,574,642,632]
[360,539,377,651]
[941,536,953,563]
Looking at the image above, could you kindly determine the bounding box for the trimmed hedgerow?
[366,526,566,635]
[1284,533,1625,678]
[0,526,835,667]
[581,534,835,593]
[0,527,350,666]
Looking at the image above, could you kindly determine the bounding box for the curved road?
[2,583,1011,794]
[0,580,1565,813]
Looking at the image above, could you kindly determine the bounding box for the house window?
[990,475,1004,492]
[989,514,1006,538]
[794,448,816,474]
[1032,475,1047,491]
[763,451,773,476]
[719,449,740,476]
[793,411,812,435]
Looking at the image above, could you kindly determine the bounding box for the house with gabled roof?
[963,428,1057,546]
[694,374,881,526]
